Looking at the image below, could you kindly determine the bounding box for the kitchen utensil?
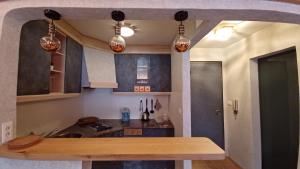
[7,134,42,150]
[139,100,143,112]
[141,99,150,121]
[154,99,162,111]
[150,99,154,114]
[145,98,149,113]
[77,116,100,126]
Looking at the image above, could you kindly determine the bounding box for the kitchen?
[1,1,300,169]
[2,6,224,169]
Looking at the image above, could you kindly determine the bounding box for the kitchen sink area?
[47,117,174,139]
[54,133,83,138]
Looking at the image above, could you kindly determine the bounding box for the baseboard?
[227,156,243,169]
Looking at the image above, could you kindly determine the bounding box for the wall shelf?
[54,51,64,56]
[50,70,63,73]
[112,92,171,96]
[49,30,66,93]
[17,93,80,104]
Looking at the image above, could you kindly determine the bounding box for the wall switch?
[2,121,13,143]
[227,100,233,106]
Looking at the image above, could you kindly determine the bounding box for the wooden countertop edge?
[17,93,80,103]
[0,137,225,161]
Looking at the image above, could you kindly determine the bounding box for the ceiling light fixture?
[174,11,191,53]
[121,26,135,37]
[214,26,233,41]
[40,9,61,52]
[109,11,126,53]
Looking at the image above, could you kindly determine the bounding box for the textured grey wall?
[0,158,82,169]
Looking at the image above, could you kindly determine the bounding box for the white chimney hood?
[82,47,118,88]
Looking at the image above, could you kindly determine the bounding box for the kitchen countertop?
[52,119,174,138]
[0,137,225,161]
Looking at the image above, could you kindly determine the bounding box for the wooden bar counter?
[0,137,225,161]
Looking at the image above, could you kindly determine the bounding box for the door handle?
[215,109,222,115]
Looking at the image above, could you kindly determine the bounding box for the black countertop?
[51,119,174,138]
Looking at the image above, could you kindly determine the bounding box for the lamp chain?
[115,22,121,36]
[178,21,185,35]
[48,20,56,40]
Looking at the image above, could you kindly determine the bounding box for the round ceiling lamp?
[109,11,126,53]
[40,9,61,52]
[174,11,191,53]
[214,26,233,41]
[121,25,135,37]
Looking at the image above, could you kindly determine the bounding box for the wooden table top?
[0,137,225,161]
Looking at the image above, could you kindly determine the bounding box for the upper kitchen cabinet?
[17,20,82,103]
[64,37,83,93]
[17,20,51,95]
[113,54,171,94]
[81,47,118,88]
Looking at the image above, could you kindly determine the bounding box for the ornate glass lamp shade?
[109,34,126,53]
[40,35,61,52]
[174,34,190,52]
[40,10,61,52]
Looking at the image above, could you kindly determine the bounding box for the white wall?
[169,49,192,169]
[17,97,83,137]
[191,22,300,169]
[81,89,169,119]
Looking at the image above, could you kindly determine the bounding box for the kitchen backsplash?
[17,88,169,137]
[81,88,169,119]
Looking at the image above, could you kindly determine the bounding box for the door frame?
[190,61,225,149]
[250,46,299,169]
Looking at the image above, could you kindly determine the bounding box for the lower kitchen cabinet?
[92,128,175,169]
[142,128,174,137]
[92,161,123,169]
[143,160,175,169]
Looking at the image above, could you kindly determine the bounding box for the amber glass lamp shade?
[174,34,190,52]
[40,36,61,52]
[40,21,61,52]
[109,35,126,53]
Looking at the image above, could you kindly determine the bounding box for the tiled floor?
[193,158,242,169]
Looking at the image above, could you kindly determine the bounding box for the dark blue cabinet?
[114,54,171,92]
[17,20,51,95]
[64,37,83,93]
[17,20,83,95]
[93,127,175,169]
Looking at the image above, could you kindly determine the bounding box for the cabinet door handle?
[215,109,222,115]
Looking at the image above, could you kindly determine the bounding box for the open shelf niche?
[49,29,66,93]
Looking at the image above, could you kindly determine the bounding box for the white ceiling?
[194,21,273,48]
[66,19,195,45]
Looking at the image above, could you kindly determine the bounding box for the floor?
[193,158,242,169]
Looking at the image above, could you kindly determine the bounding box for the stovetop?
[88,122,112,132]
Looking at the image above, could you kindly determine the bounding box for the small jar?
[121,107,130,122]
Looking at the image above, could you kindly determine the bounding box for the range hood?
[82,47,118,88]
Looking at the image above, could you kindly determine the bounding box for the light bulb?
[109,35,126,53]
[174,23,190,52]
[40,21,61,52]
[174,35,190,52]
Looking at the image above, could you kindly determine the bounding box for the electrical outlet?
[2,121,13,143]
